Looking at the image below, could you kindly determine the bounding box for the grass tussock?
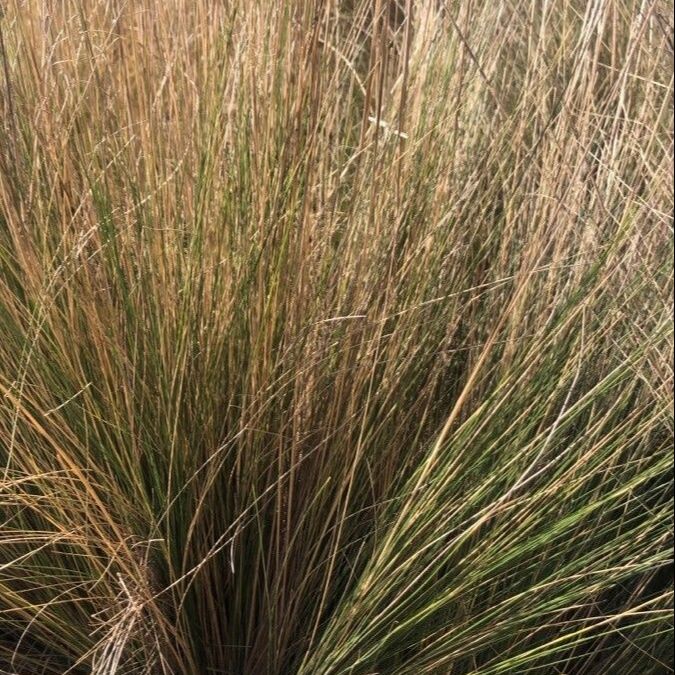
[0,1,673,673]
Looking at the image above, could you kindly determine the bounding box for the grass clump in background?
[0,1,673,673]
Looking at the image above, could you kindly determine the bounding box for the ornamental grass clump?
[0,1,673,673]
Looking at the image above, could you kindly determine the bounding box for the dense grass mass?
[0,1,673,673]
